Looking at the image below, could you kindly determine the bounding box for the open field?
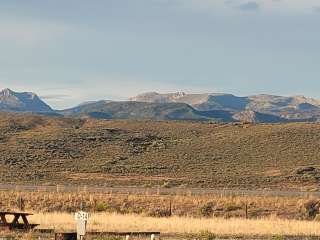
[3,212,320,239]
[2,114,320,238]
[1,189,320,220]
[2,185,320,239]
[28,212,320,236]
[1,113,320,190]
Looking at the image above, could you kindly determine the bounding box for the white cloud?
[237,2,260,11]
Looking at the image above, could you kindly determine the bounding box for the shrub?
[272,235,284,240]
[147,208,172,217]
[301,199,320,219]
[95,202,108,212]
[200,231,216,240]
[199,202,215,217]
[224,203,242,212]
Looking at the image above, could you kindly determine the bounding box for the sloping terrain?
[60,100,291,123]
[232,110,289,123]
[130,92,320,121]
[61,101,213,121]
[1,88,320,123]
[0,88,53,112]
[1,113,320,190]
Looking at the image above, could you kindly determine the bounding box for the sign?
[75,211,89,240]
[77,219,87,236]
[75,211,89,221]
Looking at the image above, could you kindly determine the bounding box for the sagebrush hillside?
[1,113,320,190]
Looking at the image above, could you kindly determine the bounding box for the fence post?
[18,195,24,211]
[245,202,248,219]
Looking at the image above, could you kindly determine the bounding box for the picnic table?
[0,211,39,230]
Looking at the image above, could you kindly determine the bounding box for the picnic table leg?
[0,214,8,224]
[21,215,30,227]
[11,214,20,226]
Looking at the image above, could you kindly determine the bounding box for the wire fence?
[0,183,319,197]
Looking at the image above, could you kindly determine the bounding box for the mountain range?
[0,88,53,113]
[1,88,320,123]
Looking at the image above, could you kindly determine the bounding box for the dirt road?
[0,183,319,197]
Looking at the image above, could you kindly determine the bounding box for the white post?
[126,234,130,240]
[77,219,87,240]
[75,211,89,240]
[151,234,156,240]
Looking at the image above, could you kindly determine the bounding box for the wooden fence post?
[245,202,248,219]
[18,196,24,211]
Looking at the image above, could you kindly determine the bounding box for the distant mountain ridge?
[131,92,320,110]
[0,88,53,113]
[1,88,320,123]
[130,92,320,122]
[61,101,212,121]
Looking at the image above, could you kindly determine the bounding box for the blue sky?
[0,0,319,109]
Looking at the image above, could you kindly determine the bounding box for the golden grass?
[30,212,320,236]
[1,190,313,219]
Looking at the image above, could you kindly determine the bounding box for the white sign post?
[75,211,89,240]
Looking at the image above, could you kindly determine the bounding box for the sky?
[0,0,320,109]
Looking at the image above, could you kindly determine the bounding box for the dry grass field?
[28,212,320,236]
[1,188,320,239]
[1,113,320,190]
[1,190,320,220]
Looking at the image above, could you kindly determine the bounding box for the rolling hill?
[60,100,292,123]
[1,113,320,190]
[60,101,212,121]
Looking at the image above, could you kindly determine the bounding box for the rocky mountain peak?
[0,88,53,112]
[1,88,14,97]
[172,91,186,97]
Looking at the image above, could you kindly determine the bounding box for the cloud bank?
[237,2,259,11]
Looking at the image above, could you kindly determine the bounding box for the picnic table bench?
[0,211,39,230]
[55,231,161,240]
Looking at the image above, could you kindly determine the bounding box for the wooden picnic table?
[0,211,39,230]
